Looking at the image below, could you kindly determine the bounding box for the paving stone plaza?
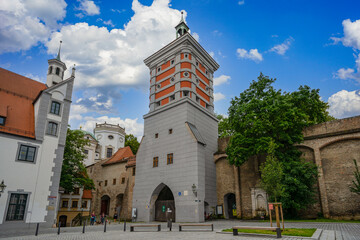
[0,220,359,240]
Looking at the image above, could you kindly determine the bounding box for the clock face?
[97,134,102,140]
[119,137,124,143]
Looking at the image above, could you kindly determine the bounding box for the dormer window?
[50,101,61,115]
[0,116,5,126]
[48,66,53,74]
[56,67,60,76]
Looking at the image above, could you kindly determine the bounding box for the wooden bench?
[179,223,213,231]
[130,224,161,232]
[232,226,281,238]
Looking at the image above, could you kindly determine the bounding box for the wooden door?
[101,199,109,215]
[155,200,175,222]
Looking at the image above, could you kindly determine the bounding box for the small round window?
[196,79,199,84]
[157,84,161,89]
[185,54,188,58]
[171,77,175,82]
[108,135,114,139]
[184,72,189,77]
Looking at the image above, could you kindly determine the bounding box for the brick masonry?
[215,116,360,220]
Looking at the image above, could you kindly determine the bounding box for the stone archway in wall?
[224,193,236,219]
[101,195,110,216]
[149,183,175,222]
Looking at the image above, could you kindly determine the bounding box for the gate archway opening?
[224,193,236,219]
[150,183,175,222]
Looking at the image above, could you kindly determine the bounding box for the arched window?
[48,66,53,74]
[56,67,60,76]
[47,122,58,136]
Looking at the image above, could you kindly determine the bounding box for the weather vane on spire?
[56,40,62,61]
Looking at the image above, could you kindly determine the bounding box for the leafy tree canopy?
[125,134,140,154]
[225,73,332,216]
[60,128,94,192]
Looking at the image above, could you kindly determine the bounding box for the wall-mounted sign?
[216,205,223,215]
[184,191,188,196]
[269,204,274,210]
[178,192,181,196]
[162,205,166,212]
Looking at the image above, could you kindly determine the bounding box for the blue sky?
[1,0,360,138]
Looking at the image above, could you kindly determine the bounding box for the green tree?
[60,128,94,192]
[217,114,232,137]
[125,134,140,154]
[350,159,360,195]
[260,140,284,202]
[226,73,329,216]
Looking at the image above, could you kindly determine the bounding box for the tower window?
[169,129,173,134]
[171,60,174,65]
[56,67,60,76]
[0,116,5,126]
[108,135,114,139]
[6,194,28,221]
[196,62,199,67]
[153,157,159,167]
[196,79,199,84]
[184,72,189,77]
[106,148,113,158]
[170,95,175,101]
[155,101,160,107]
[158,67,161,72]
[196,96,200,103]
[121,177,125,184]
[50,101,61,115]
[171,77,175,82]
[47,122,58,136]
[105,180,107,186]
[183,91,189,97]
[48,66,53,74]
[185,54,188,58]
[167,153,173,165]
[113,178,116,185]
[18,145,36,162]
[155,133,158,138]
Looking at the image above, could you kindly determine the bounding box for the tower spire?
[175,11,189,39]
[56,40,62,61]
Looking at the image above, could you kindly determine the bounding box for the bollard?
[104,218,107,232]
[276,227,282,238]
[82,220,86,233]
[57,223,61,235]
[123,219,126,231]
[169,221,172,231]
[35,223,39,236]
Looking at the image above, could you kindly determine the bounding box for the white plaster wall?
[0,135,58,224]
[95,130,125,159]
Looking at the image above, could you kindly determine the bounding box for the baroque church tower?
[132,13,219,222]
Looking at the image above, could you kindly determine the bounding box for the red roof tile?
[0,68,47,138]
[102,146,134,166]
[126,156,136,168]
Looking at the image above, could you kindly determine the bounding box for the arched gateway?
[150,183,175,222]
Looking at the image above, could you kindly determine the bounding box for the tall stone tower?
[132,14,219,222]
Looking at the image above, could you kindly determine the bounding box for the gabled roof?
[186,121,206,146]
[126,155,136,168]
[0,68,47,138]
[102,146,134,166]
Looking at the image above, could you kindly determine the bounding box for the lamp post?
[0,180,6,197]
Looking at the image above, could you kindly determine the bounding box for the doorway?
[59,215,67,227]
[153,185,175,222]
[224,193,236,219]
[101,195,110,215]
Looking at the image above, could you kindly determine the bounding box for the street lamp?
[0,180,7,197]
[191,184,197,197]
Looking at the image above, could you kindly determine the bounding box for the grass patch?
[254,218,360,223]
[222,228,316,237]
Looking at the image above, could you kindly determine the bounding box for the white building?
[0,48,74,227]
[81,123,126,167]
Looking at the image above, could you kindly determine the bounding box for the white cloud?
[236,48,263,62]
[331,19,360,49]
[213,75,230,86]
[332,19,360,82]
[192,32,199,42]
[269,37,294,55]
[0,0,67,53]
[96,18,115,27]
[238,0,245,5]
[77,0,100,16]
[214,92,225,102]
[212,30,222,36]
[328,90,360,119]
[79,116,144,139]
[47,0,185,91]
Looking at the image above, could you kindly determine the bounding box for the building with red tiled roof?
[86,146,136,220]
[0,49,75,227]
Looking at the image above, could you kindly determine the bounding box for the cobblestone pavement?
[0,220,359,240]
